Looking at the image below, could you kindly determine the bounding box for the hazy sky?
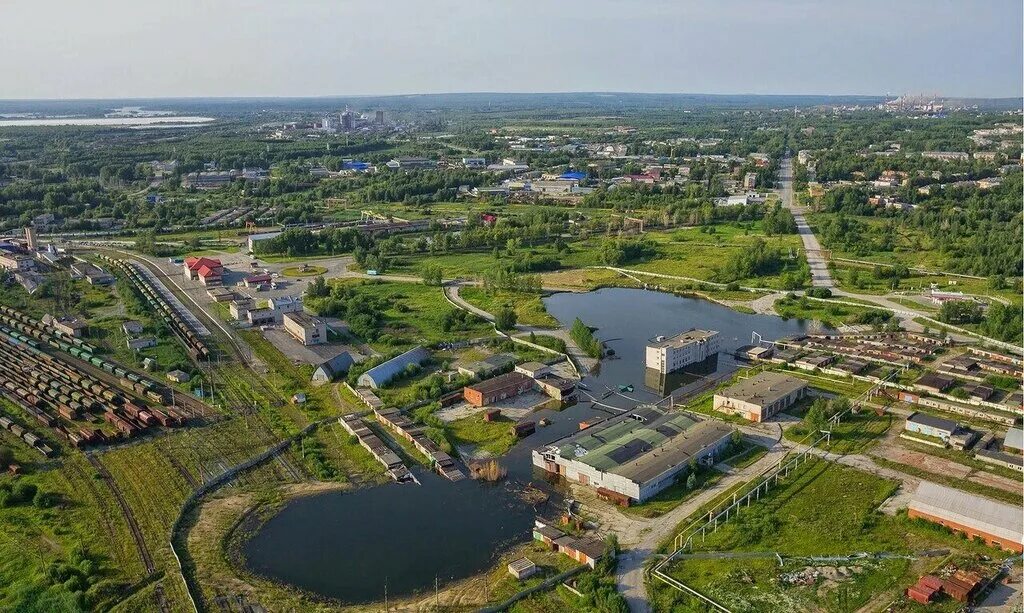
[2,0,1021,99]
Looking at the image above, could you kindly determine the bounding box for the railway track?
[86,454,170,612]
[86,454,155,574]
[166,453,200,489]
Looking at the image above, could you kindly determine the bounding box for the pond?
[241,288,817,603]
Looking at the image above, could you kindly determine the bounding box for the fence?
[651,367,902,611]
[168,417,331,613]
[477,565,587,613]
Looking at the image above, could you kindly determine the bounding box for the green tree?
[495,303,517,331]
[421,264,443,286]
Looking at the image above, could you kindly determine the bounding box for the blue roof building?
[559,171,586,181]
[357,346,431,389]
[312,352,355,385]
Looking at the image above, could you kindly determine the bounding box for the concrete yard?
[262,327,362,366]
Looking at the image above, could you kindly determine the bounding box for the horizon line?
[1,90,1022,104]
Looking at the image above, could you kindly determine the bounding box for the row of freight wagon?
[0,414,53,458]
[99,255,211,361]
[0,328,186,449]
[0,304,98,355]
[0,305,168,403]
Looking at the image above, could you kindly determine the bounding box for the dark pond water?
[242,288,816,603]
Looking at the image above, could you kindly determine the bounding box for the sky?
[1,0,1021,100]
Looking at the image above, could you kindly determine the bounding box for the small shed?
[507,557,537,580]
[483,409,501,422]
[291,393,307,405]
[512,421,536,438]
[167,370,191,383]
[122,321,144,336]
[127,337,157,351]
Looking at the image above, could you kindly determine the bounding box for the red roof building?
[184,257,224,283]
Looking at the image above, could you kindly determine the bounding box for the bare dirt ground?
[869,443,1022,493]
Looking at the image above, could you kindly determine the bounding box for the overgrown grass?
[659,460,905,613]
[447,413,519,456]
[459,287,559,327]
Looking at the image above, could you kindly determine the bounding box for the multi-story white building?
[645,329,720,374]
[283,311,327,346]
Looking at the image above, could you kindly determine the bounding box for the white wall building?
[645,329,720,374]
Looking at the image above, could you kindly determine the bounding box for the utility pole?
[434,576,439,609]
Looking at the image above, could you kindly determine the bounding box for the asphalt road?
[779,156,834,288]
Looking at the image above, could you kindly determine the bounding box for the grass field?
[774,295,891,327]
[652,458,1003,613]
[447,413,519,457]
[784,411,892,455]
[329,279,494,349]
[381,224,808,290]
[459,287,559,327]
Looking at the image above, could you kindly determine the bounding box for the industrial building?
[358,346,431,389]
[456,353,515,378]
[904,412,960,442]
[645,329,720,374]
[464,372,534,407]
[533,406,733,504]
[1004,427,1023,453]
[246,231,282,253]
[907,481,1023,553]
[0,252,35,272]
[183,257,223,286]
[311,352,355,385]
[532,520,609,568]
[713,372,809,422]
[514,362,550,378]
[283,311,327,346]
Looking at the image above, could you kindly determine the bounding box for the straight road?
[779,155,833,288]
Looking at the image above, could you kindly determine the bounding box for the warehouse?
[283,311,327,346]
[533,406,733,504]
[907,481,1023,553]
[904,411,960,441]
[464,372,534,407]
[358,346,431,389]
[312,352,355,385]
[713,372,809,422]
[1003,427,1023,454]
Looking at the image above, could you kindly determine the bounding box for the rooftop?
[906,411,958,433]
[545,406,733,485]
[716,372,808,407]
[909,481,1023,546]
[648,328,718,349]
[517,361,548,372]
[1004,427,1023,451]
[284,311,322,329]
[466,371,532,395]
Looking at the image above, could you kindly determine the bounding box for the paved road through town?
[779,155,833,288]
